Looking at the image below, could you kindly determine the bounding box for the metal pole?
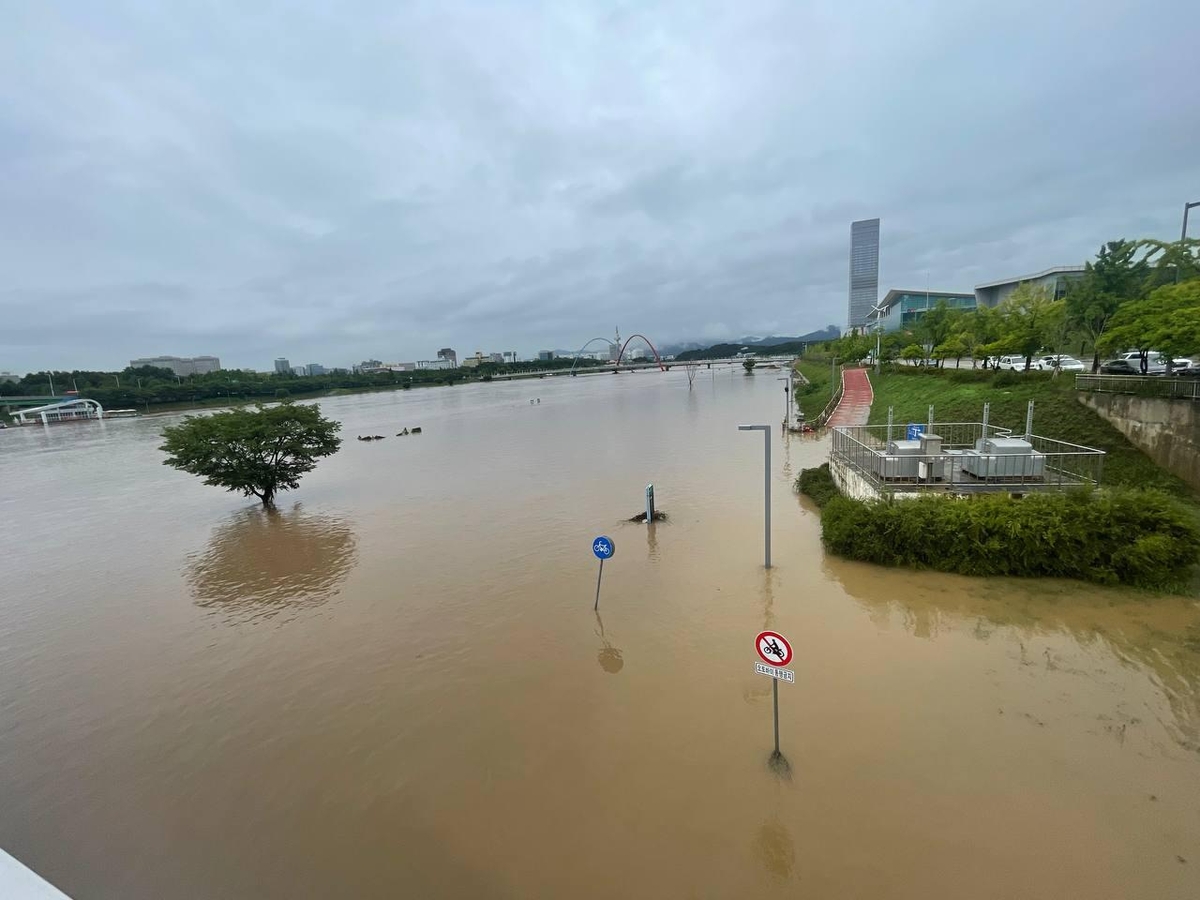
[1181,201,1199,284]
[764,431,771,569]
[738,425,772,568]
[593,558,604,611]
[1025,400,1035,441]
[772,678,780,756]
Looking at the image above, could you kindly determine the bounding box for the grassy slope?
[866,369,1196,499]
[793,360,842,422]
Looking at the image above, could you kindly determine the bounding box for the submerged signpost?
[592,535,615,610]
[755,630,794,759]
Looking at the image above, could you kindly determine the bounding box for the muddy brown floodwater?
[2,369,1198,899]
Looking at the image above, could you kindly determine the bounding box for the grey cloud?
[1,0,1199,371]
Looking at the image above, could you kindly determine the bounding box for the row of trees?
[822,237,1200,372]
[0,357,604,410]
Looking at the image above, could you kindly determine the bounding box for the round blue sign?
[592,535,615,560]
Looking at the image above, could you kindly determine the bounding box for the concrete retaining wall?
[1077,392,1200,490]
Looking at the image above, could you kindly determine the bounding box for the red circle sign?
[755,631,792,667]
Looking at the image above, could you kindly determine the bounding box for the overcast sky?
[1,0,1197,372]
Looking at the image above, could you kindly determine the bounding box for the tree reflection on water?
[186,504,358,622]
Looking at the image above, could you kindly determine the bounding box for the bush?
[820,488,1200,590]
[796,463,840,507]
[991,369,1022,387]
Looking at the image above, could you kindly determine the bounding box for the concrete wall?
[1077,393,1200,490]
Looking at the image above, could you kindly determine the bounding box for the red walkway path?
[827,367,873,427]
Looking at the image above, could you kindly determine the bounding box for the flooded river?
[2,369,1198,898]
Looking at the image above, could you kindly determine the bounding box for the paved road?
[827,367,873,426]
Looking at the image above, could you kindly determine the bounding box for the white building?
[130,355,221,376]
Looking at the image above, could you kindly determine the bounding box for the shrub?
[991,369,1022,387]
[796,463,839,507]
[820,488,1200,590]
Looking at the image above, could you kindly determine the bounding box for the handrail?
[1076,373,1200,401]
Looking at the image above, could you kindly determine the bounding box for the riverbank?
[798,462,1200,592]
[867,367,1197,500]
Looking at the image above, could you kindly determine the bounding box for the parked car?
[1100,358,1166,375]
[1034,355,1085,372]
[995,355,1027,371]
[1173,365,1200,378]
[1118,350,1192,368]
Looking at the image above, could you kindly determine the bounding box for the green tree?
[932,335,968,367]
[160,402,342,507]
[901,343,925,363]
[915,300,959,366]
[742,358,757,374]
[1134,237,1200,287]
[1065,240,1149,372]
[998,283,1063,370]
[1098,281,1200,372]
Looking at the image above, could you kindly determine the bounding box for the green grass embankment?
[793,360,842,422]
[866,368,1195,499]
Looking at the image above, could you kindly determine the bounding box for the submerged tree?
[160,402,342,507]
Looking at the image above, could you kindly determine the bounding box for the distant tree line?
[675,340,815,361]
[816,236,1200,373]
[1,356,604,410]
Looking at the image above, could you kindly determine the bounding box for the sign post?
[592,535,615,610]
[755,630,794,758]
[645,484,655,524]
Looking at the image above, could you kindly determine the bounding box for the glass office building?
[876,290,976,332]
[847,218,880,331]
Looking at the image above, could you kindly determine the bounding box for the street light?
[1181,201,1200,283]
[870,301,887,375]
[737,424,771,568]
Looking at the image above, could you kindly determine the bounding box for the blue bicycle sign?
[592,535,615,560]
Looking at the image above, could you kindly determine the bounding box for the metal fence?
[1076,374,1200,401]
[830,423,1105,495]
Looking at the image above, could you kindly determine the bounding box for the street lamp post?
[1181,201,1200,283]
[737,425,771,568]
[870,302,887,375]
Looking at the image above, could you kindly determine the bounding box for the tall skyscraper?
[848,218,880,331]
[274,357,291,374]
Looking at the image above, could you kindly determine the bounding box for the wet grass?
[866,368,1197,500]
[793,360,841,422]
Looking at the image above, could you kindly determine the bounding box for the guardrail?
[830,423,1105,495]
[814,384,842,427]
[1075,374,1200,400]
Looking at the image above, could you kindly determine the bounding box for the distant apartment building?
[274,358,291,374]
[0,371,19,384]
[130,355,221,376]
[537,351,555,362]
[848,218,881,332]
[416,359,453,370]
[437,348,458,367]
[974,266,1085,308]
[502,351,517,364]
[306,363,326,376]
[353,359,383,374]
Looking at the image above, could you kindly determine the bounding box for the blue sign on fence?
[906,424,925,440]
[592,536,616,560]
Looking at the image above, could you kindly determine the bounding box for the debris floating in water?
[628,510,668,523]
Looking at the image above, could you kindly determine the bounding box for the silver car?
[1034,355,1086,372]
